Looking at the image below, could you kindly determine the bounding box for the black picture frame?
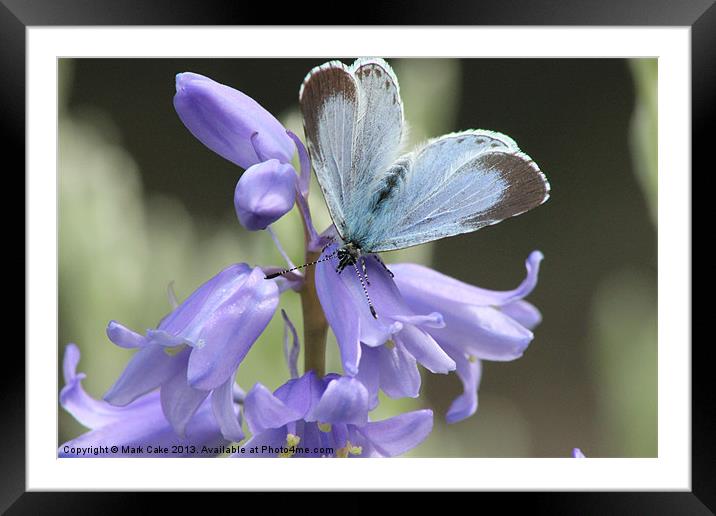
[6,0,707,512]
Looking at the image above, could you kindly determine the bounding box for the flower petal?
[60,345,227,457]
[288,130,311,198]
[431,304,534,361]
[273,371,323,420]
[392,312,445,329]
[160,367,210,437]
[106,321,145,348]
[317,245,410,355]
[442,343,483,423]
[244,384,302,434]
[328,422,349,453]
[378,342,421,399]
[211,378,244,442]
[60,344,158,429]
[236,426,288,457]
[349,254,411,346]
[157,263,252,341]
[103,345,188,406]
[315,247,361,375]
[146,329,186,347]
[307,377,369,426]
[234,160,298,231]
[59,400,227,457]
[281,309,300,379]
[502,300,542,330]
[392,250,543,309]
[293,421,325,457]
[62,342,82,383]
[395,324,455,374]
[355,409,433,457]
[187,267,279,390]
[174,72,294,168]
[355,345,380,410]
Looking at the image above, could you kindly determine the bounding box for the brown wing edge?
[464,151,551,226]
[298,62,357,154]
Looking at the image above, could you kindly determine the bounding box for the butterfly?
[270,58,550,317]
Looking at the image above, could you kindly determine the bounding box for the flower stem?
[292,136,328,377]
[300,248,328,377]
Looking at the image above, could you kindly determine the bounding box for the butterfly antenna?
[264,251,337,279]
[353,261,378,319]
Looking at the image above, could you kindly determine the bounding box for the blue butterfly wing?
[361,130,551,252]
[299,58,404,241]
[301,59,549,252]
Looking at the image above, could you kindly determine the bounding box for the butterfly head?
[336,242,362,273]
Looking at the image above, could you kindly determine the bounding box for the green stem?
[300,248,328,377]
[295,184,328,377]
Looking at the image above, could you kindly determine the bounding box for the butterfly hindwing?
[300,58,404,241]
[360,130,550,252]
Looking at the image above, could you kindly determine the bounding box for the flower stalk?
[299,248,328,377]
[291,131,329,378]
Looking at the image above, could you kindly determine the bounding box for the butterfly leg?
[372,254,395,278]
[336,252,350,274]
[352,262,378,319]
[360,256,370,286]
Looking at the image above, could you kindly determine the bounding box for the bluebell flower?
[392,251,543,422]
[59,344,230,457]
[315,244,454,394]
[103,264,278,440]
[315,245,543,422]
[240,371,433,458]
[234,159,298,231]
[572,447,586,458]
[174,72,295,168]
[174,72,302,231]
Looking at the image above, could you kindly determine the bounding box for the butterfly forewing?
[300,61,356,237]
[300,58,404,242]
[361,130,550,252]
[347,60,404,200]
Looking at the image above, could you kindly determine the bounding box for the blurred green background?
[58,58,657,457]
